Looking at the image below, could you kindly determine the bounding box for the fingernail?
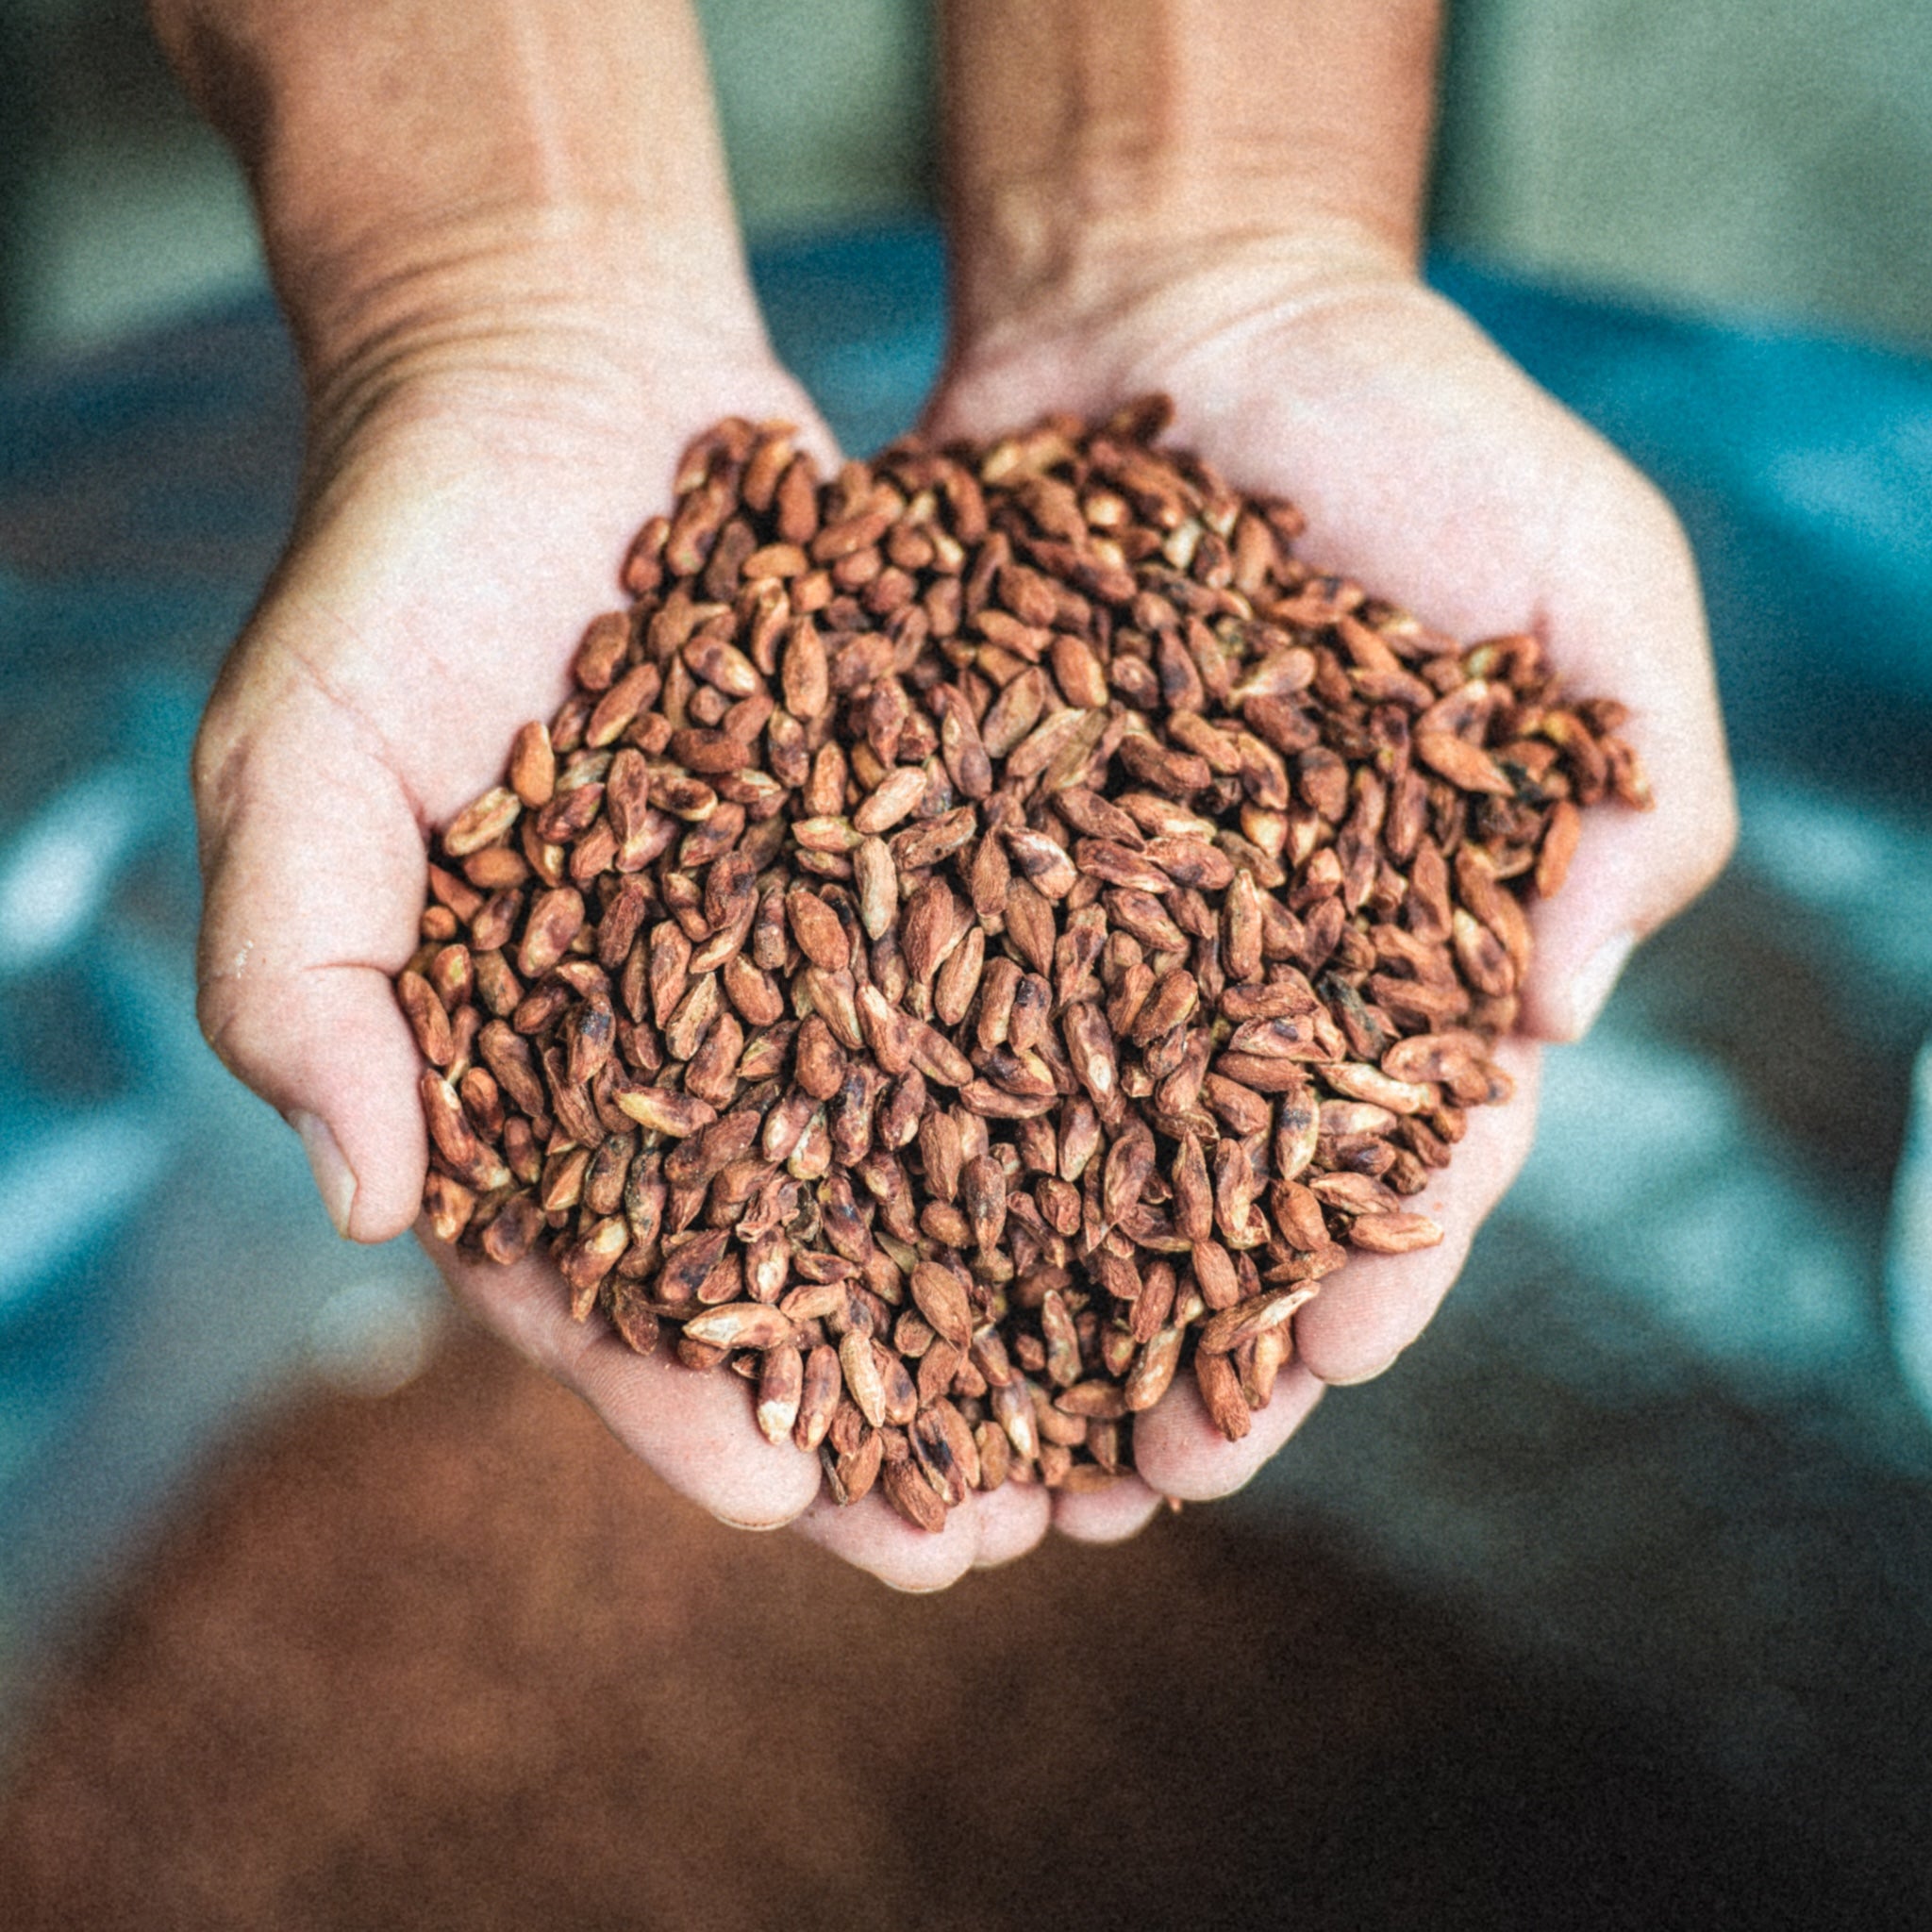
[1328,1351,1400,1388]
[290,1110,356,1238]
[1566,929,1636,1039]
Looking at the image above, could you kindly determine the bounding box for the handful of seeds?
[398,396,1650,1529]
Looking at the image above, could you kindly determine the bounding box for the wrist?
[151,0,764,423]
[940,0,1440,358]
[933,224,1429,441]
[282,208,774,485]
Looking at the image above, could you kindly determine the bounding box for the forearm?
[149,0,760,392]
[940,0,1441,343]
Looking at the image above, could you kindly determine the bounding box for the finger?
[434,1235,824,1529]
[1516,758,1738,1042]
[1130,1361,1327,1504]
[1050,1473,1165,1544]
[791,1489,985,1593]
[1291,1037,1542,1385]
[1515,485,1738,1041]
[195,694,430,1241]
[969,1481,1054,1569]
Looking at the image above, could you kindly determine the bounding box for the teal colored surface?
[2,230,1930,1842]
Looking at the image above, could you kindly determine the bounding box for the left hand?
[889,229,1736,1563]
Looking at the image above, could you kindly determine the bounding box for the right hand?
[192,225,859,1530]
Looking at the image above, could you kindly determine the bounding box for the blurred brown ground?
[0,1323,1884,1931]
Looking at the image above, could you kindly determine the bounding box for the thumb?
[1517,773,1731,1043]
[194,684,430,1241]
[1517,506,1738,1041]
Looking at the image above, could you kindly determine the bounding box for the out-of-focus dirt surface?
[0,1323,1898,1931]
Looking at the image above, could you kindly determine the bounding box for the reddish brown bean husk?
[399,397,1651,1529]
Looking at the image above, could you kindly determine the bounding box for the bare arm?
[150,0,765,427]
[940,0,1441,353]
[927,0,1735,1548]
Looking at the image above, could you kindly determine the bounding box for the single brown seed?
[882,1453,950,1532]
[830,1428,884,1507]
[840,1327,889,1428]
[1347,1211,1446,1254]
[991,1374,1041,1460]
[683,1302,796,1351]
[1124,1326,1185,1413]
[1196,1285,1316,1356]
[604,1281,662,1357]
[786,888,851,972]
[508,720,557,808]
[794,1343,841,1452]
[397,970,455,1067]
[1193,1346,1253,1441]
[909,1260,973,1350]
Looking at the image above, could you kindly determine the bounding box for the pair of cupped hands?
[193,216,1734,1591]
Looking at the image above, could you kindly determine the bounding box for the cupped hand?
[917,233,1737,1541]
[192,246,1121,1589]
[194,255,881,1541]
[197,230,1735,1596]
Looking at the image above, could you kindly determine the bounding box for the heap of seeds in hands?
[398,396,1651,1531]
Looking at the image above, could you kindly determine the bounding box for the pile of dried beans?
[397,396,1650,1529]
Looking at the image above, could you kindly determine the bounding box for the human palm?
[924,252,1734,1513]
[195,340,862,1529]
